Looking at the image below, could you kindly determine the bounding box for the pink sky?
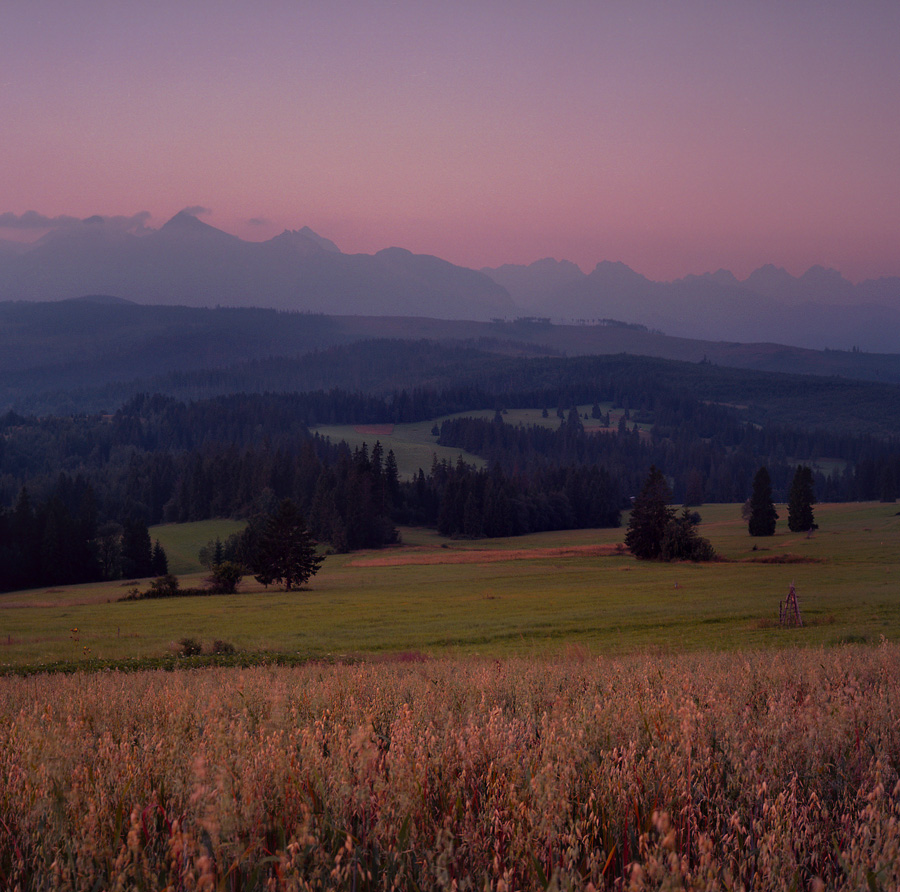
[1,1,898,282]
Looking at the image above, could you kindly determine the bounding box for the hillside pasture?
[150,518,246,574]
[312,403,643,479]
[1,502,898,671]
[312,417,485,479]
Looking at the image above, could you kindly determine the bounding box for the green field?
[150,517,246,574]
[311,403,637,479]
[2,501,898,670]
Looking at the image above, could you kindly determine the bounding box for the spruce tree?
[625,466,674,560]
[151,540,169,575]
[748,466,778,536]
[787,465,817,533]
[252,499,324,591]
[120,517,154,579]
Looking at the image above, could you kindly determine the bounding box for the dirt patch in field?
[740,554,822,564]
[351,543,624,567]
[353,424,395,436]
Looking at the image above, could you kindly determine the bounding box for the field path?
[353,424,396,436]
[350,543,622,567]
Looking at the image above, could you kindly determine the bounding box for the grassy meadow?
[311,403,648,479]
[150,517,246,575]
[2,501,898,670]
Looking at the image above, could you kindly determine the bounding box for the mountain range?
[1,211,898,352]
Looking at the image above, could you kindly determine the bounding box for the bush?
[178,637,202,657]
[147,574,180,598]
[207,561,244,594]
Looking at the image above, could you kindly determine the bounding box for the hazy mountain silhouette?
[1,212,899,349]
[0,212,514,319]
[481,258,584,311]
[481,259,900,351]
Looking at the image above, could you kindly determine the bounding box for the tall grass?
[2,646,899,890]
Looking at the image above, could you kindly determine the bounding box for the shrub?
[178,637,201,656]
[207,561,244,594]
[147,574,180,598]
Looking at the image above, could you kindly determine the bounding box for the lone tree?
[748,466,778,536]
[251,499,324,590]
[626,466,715,561]
[787,465,817,533]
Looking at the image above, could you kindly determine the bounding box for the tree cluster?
[0,475,167,593]
[625,466,715,562]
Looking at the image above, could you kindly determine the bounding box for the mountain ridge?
[1,212,898,350]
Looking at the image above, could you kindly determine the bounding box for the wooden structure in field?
[779,581,803,627]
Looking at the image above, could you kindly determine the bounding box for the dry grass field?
[2,647,899,889]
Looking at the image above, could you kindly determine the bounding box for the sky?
[1,1,899,282]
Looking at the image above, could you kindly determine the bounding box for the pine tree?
[384,449,401,512]
[683,469,705,507]
[120,517,154,579]
[151,540,169,575]
[252,499,324,591]
[787,465,817,533]
[748,466,778,536]
[625,466,674,560]
[659,508,716,561]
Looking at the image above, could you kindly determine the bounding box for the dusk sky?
[2,1,899,282]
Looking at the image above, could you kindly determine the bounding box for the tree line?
[0,475,168,592]
[1,374,897,591]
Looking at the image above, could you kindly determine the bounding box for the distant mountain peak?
[703,269,739,286]
[268,227,341,255]
[156,211,240,244]
[296,226,340,253]
[800,265,848,285]
[161,210,217,230]
[588,260,650,285]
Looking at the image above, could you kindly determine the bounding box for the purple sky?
[2,1,898,282]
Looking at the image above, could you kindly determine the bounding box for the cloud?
[0,211,81,230]
[107,211,153,232]
[0,210,153,233]
[180,205,211,218]
[247,217,271,227]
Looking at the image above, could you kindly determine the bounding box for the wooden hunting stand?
[779,581,803,627]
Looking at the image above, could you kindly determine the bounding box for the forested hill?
[4,300,900,416]
[1,381,897,533]
[9,338,900,439]
[3,367,898,591]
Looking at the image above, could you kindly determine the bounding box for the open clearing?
[1,501,898,669]
[311,403,644,479]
